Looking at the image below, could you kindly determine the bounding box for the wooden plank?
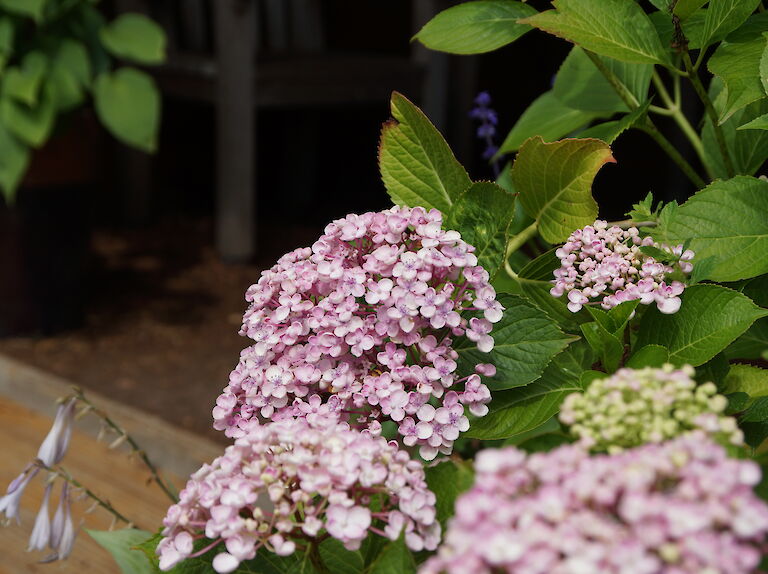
[213,0,257,261]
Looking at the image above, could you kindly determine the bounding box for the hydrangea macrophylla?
[420,433,768,574]
[550,220,694,314]
[158,417,440,573]
[212,206,502,460]
[559,364,743,453]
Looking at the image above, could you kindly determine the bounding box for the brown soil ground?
[0,217,323,442]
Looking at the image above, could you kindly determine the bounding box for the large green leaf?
[317,540,364,574]
[414,0,537,55]
[636,284,768,366]
[674,0,708,19]
[722,364,768,397]
[699,0,762,50]
[577,100,651,143]
[658,176,768,282]
[497,91,603,154]
[87,529,157,574]
[554,47,652,113]
[0,120,30,203]
[708,26,768,124]
[511,136,613,243]
[465,343,589,440]
[54,39,92,88]
[379,92,470,213]
[94,67,161,153]
[626,344,670,369]
[0,0,45,20]
[446,181,515,279]
[456,293,577,390]
[702,81,768,176]
[0,82,56,147]
[762,34,768,96]
[521,0,671,65]
[100,13,167,65]
[726,319,768,359]
[365,538,415,574]
[3,52,47,106]
[424,459,475,529]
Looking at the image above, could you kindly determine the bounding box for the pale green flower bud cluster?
[559,364,742,453]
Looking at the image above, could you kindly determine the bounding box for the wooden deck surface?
[0,355,225,573]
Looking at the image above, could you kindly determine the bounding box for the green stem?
[73,388,178,503]
[636,122,707,188]
[504,222,538,280]
[651,71,713,179]
[681,51,735,178]
[584,50,639,110]
[37,462,134,526]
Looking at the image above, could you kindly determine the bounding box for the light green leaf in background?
[722,364,768,397]
[636,284,768,366]
[761,34,768,95]
[1,82,56,147]
[554,47,652,113]
[0,120,30,204]
[577,100,651,143]
[94,67,161,153]
[511,136,614,243]
[702,80,768,176]
[699,0,762,50]
[100,13,167,65]
[521,0,671,65]
[447,181,515,279]
[3,52,47,106]
[497,91,602,154]
[414,0,537,55]
[674,0,708,20]
[626,344,670,369]
[54,39,92,88]
[0,0,45,21]
[0,17,14,54]
[465,343,590,440]
[708,28,768,124]
[456,293,577,390]
[425,459,474,529]
[658,176,768,282]
[87,529,156,574]
[738,112,768,130]
[379,92,471,213]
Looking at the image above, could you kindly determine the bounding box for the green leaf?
[94,67,161,153]
[465,344,587,440]
[54,39,92,88]
[0,0,45,21]
[554,47,652,113]
[424,459,475,529]
[379,91,470,213]
[511,136,614,243]
[695,352,732,389]
[0,17,14,54]
[722,364,768,397]
[3,52,47,106]
[49,67,84,112]
[100,13,167,65]
[1,82,56,147]
[700,0,762,50]
[457,294,577,390]
[414,0,537,55]
[702,81,768,176]
[636,284,768,366]
[708,28,768,123]
[626,344,669,368]
[658,176,768,282]
[674,0,708,19]
[762,33,768,96]
[446,181,515,279]
[585,300,638,336]
[577,100,651,143]
[580,321,624,372]
[725,319,768,359]
[649,9,708,51]
[0,120,30,203]
[87,528,157,574]
[740,396,768,447]
[497,91,602,154]
[365,537,415,574]
[520,0,671,65]
[317,539,364,574]
[738,112,768,130]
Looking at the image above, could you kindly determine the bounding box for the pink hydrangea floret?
[158,417,440,573]
[551,220,693,314]
[213,206,502,460]
[421,433,768,574]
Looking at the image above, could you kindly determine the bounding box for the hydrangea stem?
[72,388,178,503]
[504,222,538,280]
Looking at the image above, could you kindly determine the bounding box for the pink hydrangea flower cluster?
[158,417,440,573]
[420,433,768,574]
[550,220,694,314]
[212,206,502,460]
